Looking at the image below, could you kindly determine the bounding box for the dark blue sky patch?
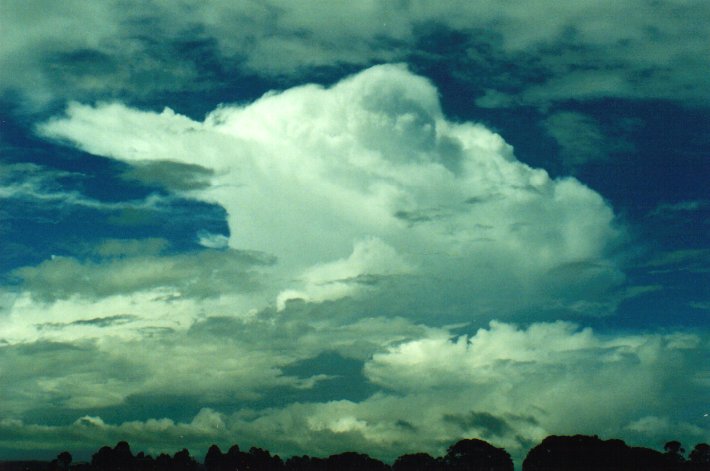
[280,351,378,404]
[0,195,228,275]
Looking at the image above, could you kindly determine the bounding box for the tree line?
[7,434,710,471]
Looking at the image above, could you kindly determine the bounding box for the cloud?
[3,1,709,109]
[11,245,274,302]
[38,64,626,319]
[2,3,708,464]
[1,295,707,463]
[0,161,187,215]
[0,283,435,413]
[121,161,215,192]
[9,64,703,464]
[0,409,229,459]
[643,249,710,276]
[197,231,230,249]
[542,111,633,170]
[651,199,710,217]
[276,237,413,310]
[4,320,705,465]
[355,321,709,458]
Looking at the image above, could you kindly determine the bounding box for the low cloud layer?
[0,319,707,463]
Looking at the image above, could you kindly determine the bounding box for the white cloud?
[38,64,626,319]
[197,231,230,249]
[276,237,413,310]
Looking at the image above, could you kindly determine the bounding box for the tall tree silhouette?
[204,444,224,471]
[91,441,136,471]
[172,448,198,471]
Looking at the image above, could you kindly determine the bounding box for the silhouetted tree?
[204,444,224,471]
[223,444,242,470]
[324,451,389,471]
[393,452,441,470]
[444,439,513,471]
[91,446,115,470]
[172,448,198,471]
[665,441,686,463]
[89,442,138,471]
[523,435,677,471]
[155,452,173,471]
[244,446,284,470]
[57,451,72,470]
[114,441,135,470]
[285,455,327,471]
[135,451,155,471]
[689,443,710,469]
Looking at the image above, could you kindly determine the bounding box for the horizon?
[0,1,708,467]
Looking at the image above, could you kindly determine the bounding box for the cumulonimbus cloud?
[38,64,626,319]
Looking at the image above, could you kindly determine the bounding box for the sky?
[0,0,708,466]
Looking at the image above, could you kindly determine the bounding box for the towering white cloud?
[39,64,625,319]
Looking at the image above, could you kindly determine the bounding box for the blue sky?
[0,0,708,465]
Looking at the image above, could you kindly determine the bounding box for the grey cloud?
[0,340,145,414]
[651,199,710,217]
[0,161,187,219]
[543,112,609,169]
[69,315,135,328]
[443,411,513,439]
[121,161,215,192]
[38,314,137,330]
[12,245,275,301]
[543,111,635,171]
[92,238,169,258]
[643,249,710,275]
[1,313,707,463]
[395,420,417,432]
[394,209,436,224]
[3,1,709,109]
